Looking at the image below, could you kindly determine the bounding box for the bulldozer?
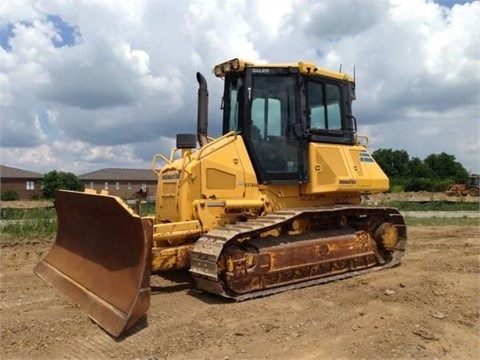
[445,174,479,196]
[34,58,407,337]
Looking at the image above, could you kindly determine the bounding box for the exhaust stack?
[196,72,209,147]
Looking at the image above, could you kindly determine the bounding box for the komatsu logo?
[339,179,356,185]
[162,172,180,181]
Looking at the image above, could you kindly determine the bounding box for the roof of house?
[78,168,157,182]
[0,164,43,179]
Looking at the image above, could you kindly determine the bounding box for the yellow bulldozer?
[34,58,407,337]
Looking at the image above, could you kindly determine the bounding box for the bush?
[404,178,434,192]
[403,178,454,192]
[388,177,406,193]
[42,170,84,199]
[30,192,43,200]
[1,189,19,201]
[431,179,453,192]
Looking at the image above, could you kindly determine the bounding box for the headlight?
[231,59,240,70]
[213,58,246,77]
[213,66,223,77]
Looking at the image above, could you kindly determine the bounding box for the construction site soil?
[1,195,479,359]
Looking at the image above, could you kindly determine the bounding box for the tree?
[371,148,470,192]
[42,171,84,199]
[408,157,434,178]
[423,152,468,181]
[372,148,410,177]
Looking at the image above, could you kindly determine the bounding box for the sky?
[0,0,479,175]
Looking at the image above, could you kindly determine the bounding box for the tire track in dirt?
[47,276,217,359]
[54,332,116,360]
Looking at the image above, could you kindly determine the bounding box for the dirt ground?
[0,225,478,360]
[361,191,479,204]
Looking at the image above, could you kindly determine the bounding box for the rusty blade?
[34,190,153,337]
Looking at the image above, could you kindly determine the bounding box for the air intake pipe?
[196,72,209,147]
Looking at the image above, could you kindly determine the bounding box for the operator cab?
[216,59,357,184]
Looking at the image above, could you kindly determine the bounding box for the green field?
[1,207,57,240]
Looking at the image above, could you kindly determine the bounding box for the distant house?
[78,168,158,199]
[0,165,43,200]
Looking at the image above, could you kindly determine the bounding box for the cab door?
[243,68,304,184]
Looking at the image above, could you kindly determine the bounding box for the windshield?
[251,75,297,138]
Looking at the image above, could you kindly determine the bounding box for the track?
[190,206,407,300]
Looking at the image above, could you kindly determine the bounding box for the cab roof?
[213,58,353,82]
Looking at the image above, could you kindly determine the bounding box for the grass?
[405,217,479,226]
[389,184,405,193]
[1,207,56,220]
[378,200,479,211]
[1,219,57,239]
[139,202,156,217]
[1,207,57,240]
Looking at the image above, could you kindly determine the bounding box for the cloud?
[0,0,479,175]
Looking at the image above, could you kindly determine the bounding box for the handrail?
[151,153,172,175]
[355,135,369,147]
[196,131,237,159]
[152,131,238,175]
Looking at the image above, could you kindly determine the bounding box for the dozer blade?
[34,190,153,337]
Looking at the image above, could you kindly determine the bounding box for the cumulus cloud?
[0,0,478,174]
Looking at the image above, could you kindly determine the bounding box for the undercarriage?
[190,207,407,299]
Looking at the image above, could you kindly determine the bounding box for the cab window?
[308,82,342,130]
